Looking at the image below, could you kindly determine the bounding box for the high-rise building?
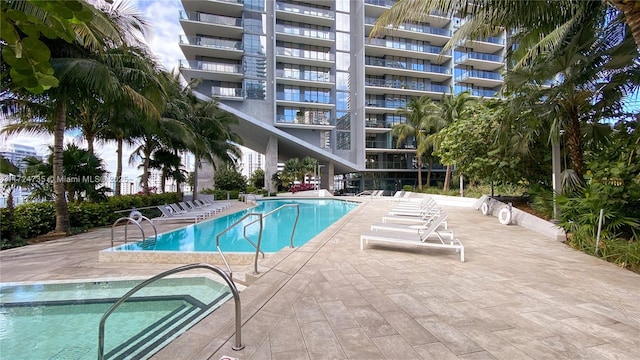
[178,0,506,193]
[0,143,41,170]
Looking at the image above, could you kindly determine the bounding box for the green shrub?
[0,193,181,248]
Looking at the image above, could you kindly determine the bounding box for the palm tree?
[392,96,439,191]
[429,91,477,192]
[1,1,160,234]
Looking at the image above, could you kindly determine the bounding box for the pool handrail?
[216,213,265,277]
[97,263,244,360]
[110,214,157,248]
[243,203,300,249]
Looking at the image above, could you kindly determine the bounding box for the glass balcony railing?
[365,57,451,74]
[276,92,333,104]
[180,60,242,74]
[213,0,243,4]
[275,69,334,82]
[478,36,504,45]
[212,86,242,97]
[276,24,335,40]
[365,78,450,93]
[276,2,334,19]
[366,38,450,56]
[180,35,242,50]
[275,46,334,61]
[276,115,332,126]
[455,52,503,63]
[365,17,451,36]
[364,0,396,7]
[455,86,498,97]
[179,11,242,27]
[365,140,415,149]
[456,70,502,81]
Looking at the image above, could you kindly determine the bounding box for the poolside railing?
[215,204,300,276]
[98,263,244,360]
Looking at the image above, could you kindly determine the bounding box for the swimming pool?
[0,276,233,360]
[100,199,358,264]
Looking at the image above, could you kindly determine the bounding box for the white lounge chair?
[361,213,464,262]
[152,205,207,223]
[371,213,452,240]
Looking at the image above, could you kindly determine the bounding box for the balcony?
[365,16,451,46]
[181,0,243,17]
[179,60,242,82]
[463,35,505,53]
[276,24,335,47]
[179,11,242,38]
[455,52,504,71]
[211,86,243,101]
[275,46,334,67]
[365,139,415,152]
[179,35,243,59]
[366,38,451,64]
[455,70,503,87]
[455,86,499,98]
[276,2,334,27]
[365,57,451,82]
[275,69,334,88]
[364,0,450,26]
[365,79,451,99]
[275,111,334,129]
[276,92,334,109]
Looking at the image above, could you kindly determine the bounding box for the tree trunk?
[426,162,432,188]
[416,157,423,191]
[115,138,123,196]
[53,102,70,234]
[443,164,452,192]
[610,0,640,48]
[87,134,95,156]
[566,114,585,179]
[142,146,151,195]
[193,156,200,201]
[6,188,15,243]
[160,169,166,193]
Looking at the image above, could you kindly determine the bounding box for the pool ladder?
[110,210,158,248]
[97,263,244,360]
[216,204,300,277]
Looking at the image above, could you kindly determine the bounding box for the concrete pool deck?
[1,194,639,359]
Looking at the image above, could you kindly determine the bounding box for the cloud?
[134,0,185,72]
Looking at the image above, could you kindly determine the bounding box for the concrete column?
[265,136,278,193]
[320,162,334,194]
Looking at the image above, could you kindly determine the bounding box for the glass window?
[335,91,349,111]
[336,52,350,71]
[337,132,351,150]
[336,32,350,51]
[336,72,349,91]
[336,13,350,32]
[244,0,264,12]
[245,79,266,100]
[244,12,265,34]
[244,56,267,78]
[336,0,349,13]
[243,34,266,56]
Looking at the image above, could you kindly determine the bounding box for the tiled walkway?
[1,195,639,360]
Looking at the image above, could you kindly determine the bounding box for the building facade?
[178,0,506,193]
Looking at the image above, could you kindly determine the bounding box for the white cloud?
[135,0,185,72]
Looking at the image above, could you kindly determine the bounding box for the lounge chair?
[371,213,452,240]
[381,208,447,229]
[361,213,464,262]
[388,201,440,217]
[181,201,217,217]
[152,205,207,223]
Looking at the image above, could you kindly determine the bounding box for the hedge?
[0,192,181,249]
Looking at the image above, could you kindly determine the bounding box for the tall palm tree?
[1,1,160,234]
[392,96,439,190]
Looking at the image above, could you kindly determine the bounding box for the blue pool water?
[113,198,358,253]
[0,277,232,360]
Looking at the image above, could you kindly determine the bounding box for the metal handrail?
[216,213,264,276]
[97,263,244,360]
[110,215,157,248]
[244,204,300,247]
[215,204,300,276]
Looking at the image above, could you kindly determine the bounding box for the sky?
[1,0,186,184]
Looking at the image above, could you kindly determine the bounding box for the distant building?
[0,143,41,170]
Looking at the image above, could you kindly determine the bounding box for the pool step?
[106,303,201,359]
